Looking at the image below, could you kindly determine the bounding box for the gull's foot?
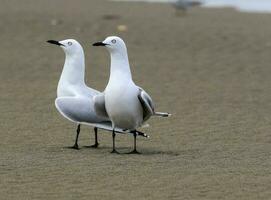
[68,144,79,150]
[111,149,120,154]
[127,149,141,154]
[85,143,99,148]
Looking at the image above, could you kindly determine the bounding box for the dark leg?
[128,131,140,154]
[93,127,99,147]
[70,124,80,149]
[85,127,99,148]
[111,129,119,154]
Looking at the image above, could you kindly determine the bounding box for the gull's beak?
[92,42,107,46]
[47,40,65,46]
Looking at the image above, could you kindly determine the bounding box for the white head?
[93,36,127,55]
[47,39,86,92]
[47,39,83,56]
[93,36,132,79]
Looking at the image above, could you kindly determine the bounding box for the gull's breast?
[105,84,143,130]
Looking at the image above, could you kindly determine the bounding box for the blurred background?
[1,0,271,199]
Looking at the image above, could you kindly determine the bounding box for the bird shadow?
[45,145,200,159]
[62,146,80,150]
[55,146,199,158]
[80,145,181,156]
[139,150,180,156]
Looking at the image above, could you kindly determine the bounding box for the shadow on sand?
[65,145,182,156]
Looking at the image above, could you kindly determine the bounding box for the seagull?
[47,39,103,149]
[47,39,148,150]
[173,0,202,16]
[93,36,171,154]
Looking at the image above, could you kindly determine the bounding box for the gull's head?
[47,39,83,56]
[92,36,127,54]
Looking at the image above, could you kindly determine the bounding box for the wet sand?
[1,0,271,199]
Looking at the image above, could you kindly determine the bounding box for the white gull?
[93,36,171,154]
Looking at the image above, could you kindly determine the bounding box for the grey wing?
[55,96,107,124]
[93,93,109,119]
[138,88,155,122]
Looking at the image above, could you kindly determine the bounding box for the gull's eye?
[111,39,116,44]
[68,42,72,46]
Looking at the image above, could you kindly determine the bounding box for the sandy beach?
[1,0,271,199]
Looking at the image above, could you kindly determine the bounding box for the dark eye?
[68,42,72,46]
[111,39,116,44]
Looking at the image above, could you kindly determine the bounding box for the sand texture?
[1,0,271,199]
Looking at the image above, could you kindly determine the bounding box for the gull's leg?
[85,127,99,148]
[111,129,119,154]
[70,124,80,150]
[128,130,140,154]
[93,127,99,147]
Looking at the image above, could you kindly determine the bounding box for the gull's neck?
[57,50,86,96]
[109,49,132,83]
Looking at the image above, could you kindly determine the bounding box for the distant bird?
[173,0,202,16]
[47,39,147,150]
[93,36,171,154]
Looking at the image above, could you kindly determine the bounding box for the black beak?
[92,42,107,46]
[47,40,64,46]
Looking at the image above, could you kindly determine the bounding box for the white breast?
[105,81,143,130]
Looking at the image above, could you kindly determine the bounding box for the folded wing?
[138,88,155,122]
[93,93,109,119]
[138,88,171,122]
[55,96,108,124]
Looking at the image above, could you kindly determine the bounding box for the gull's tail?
[154,112,172,117]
